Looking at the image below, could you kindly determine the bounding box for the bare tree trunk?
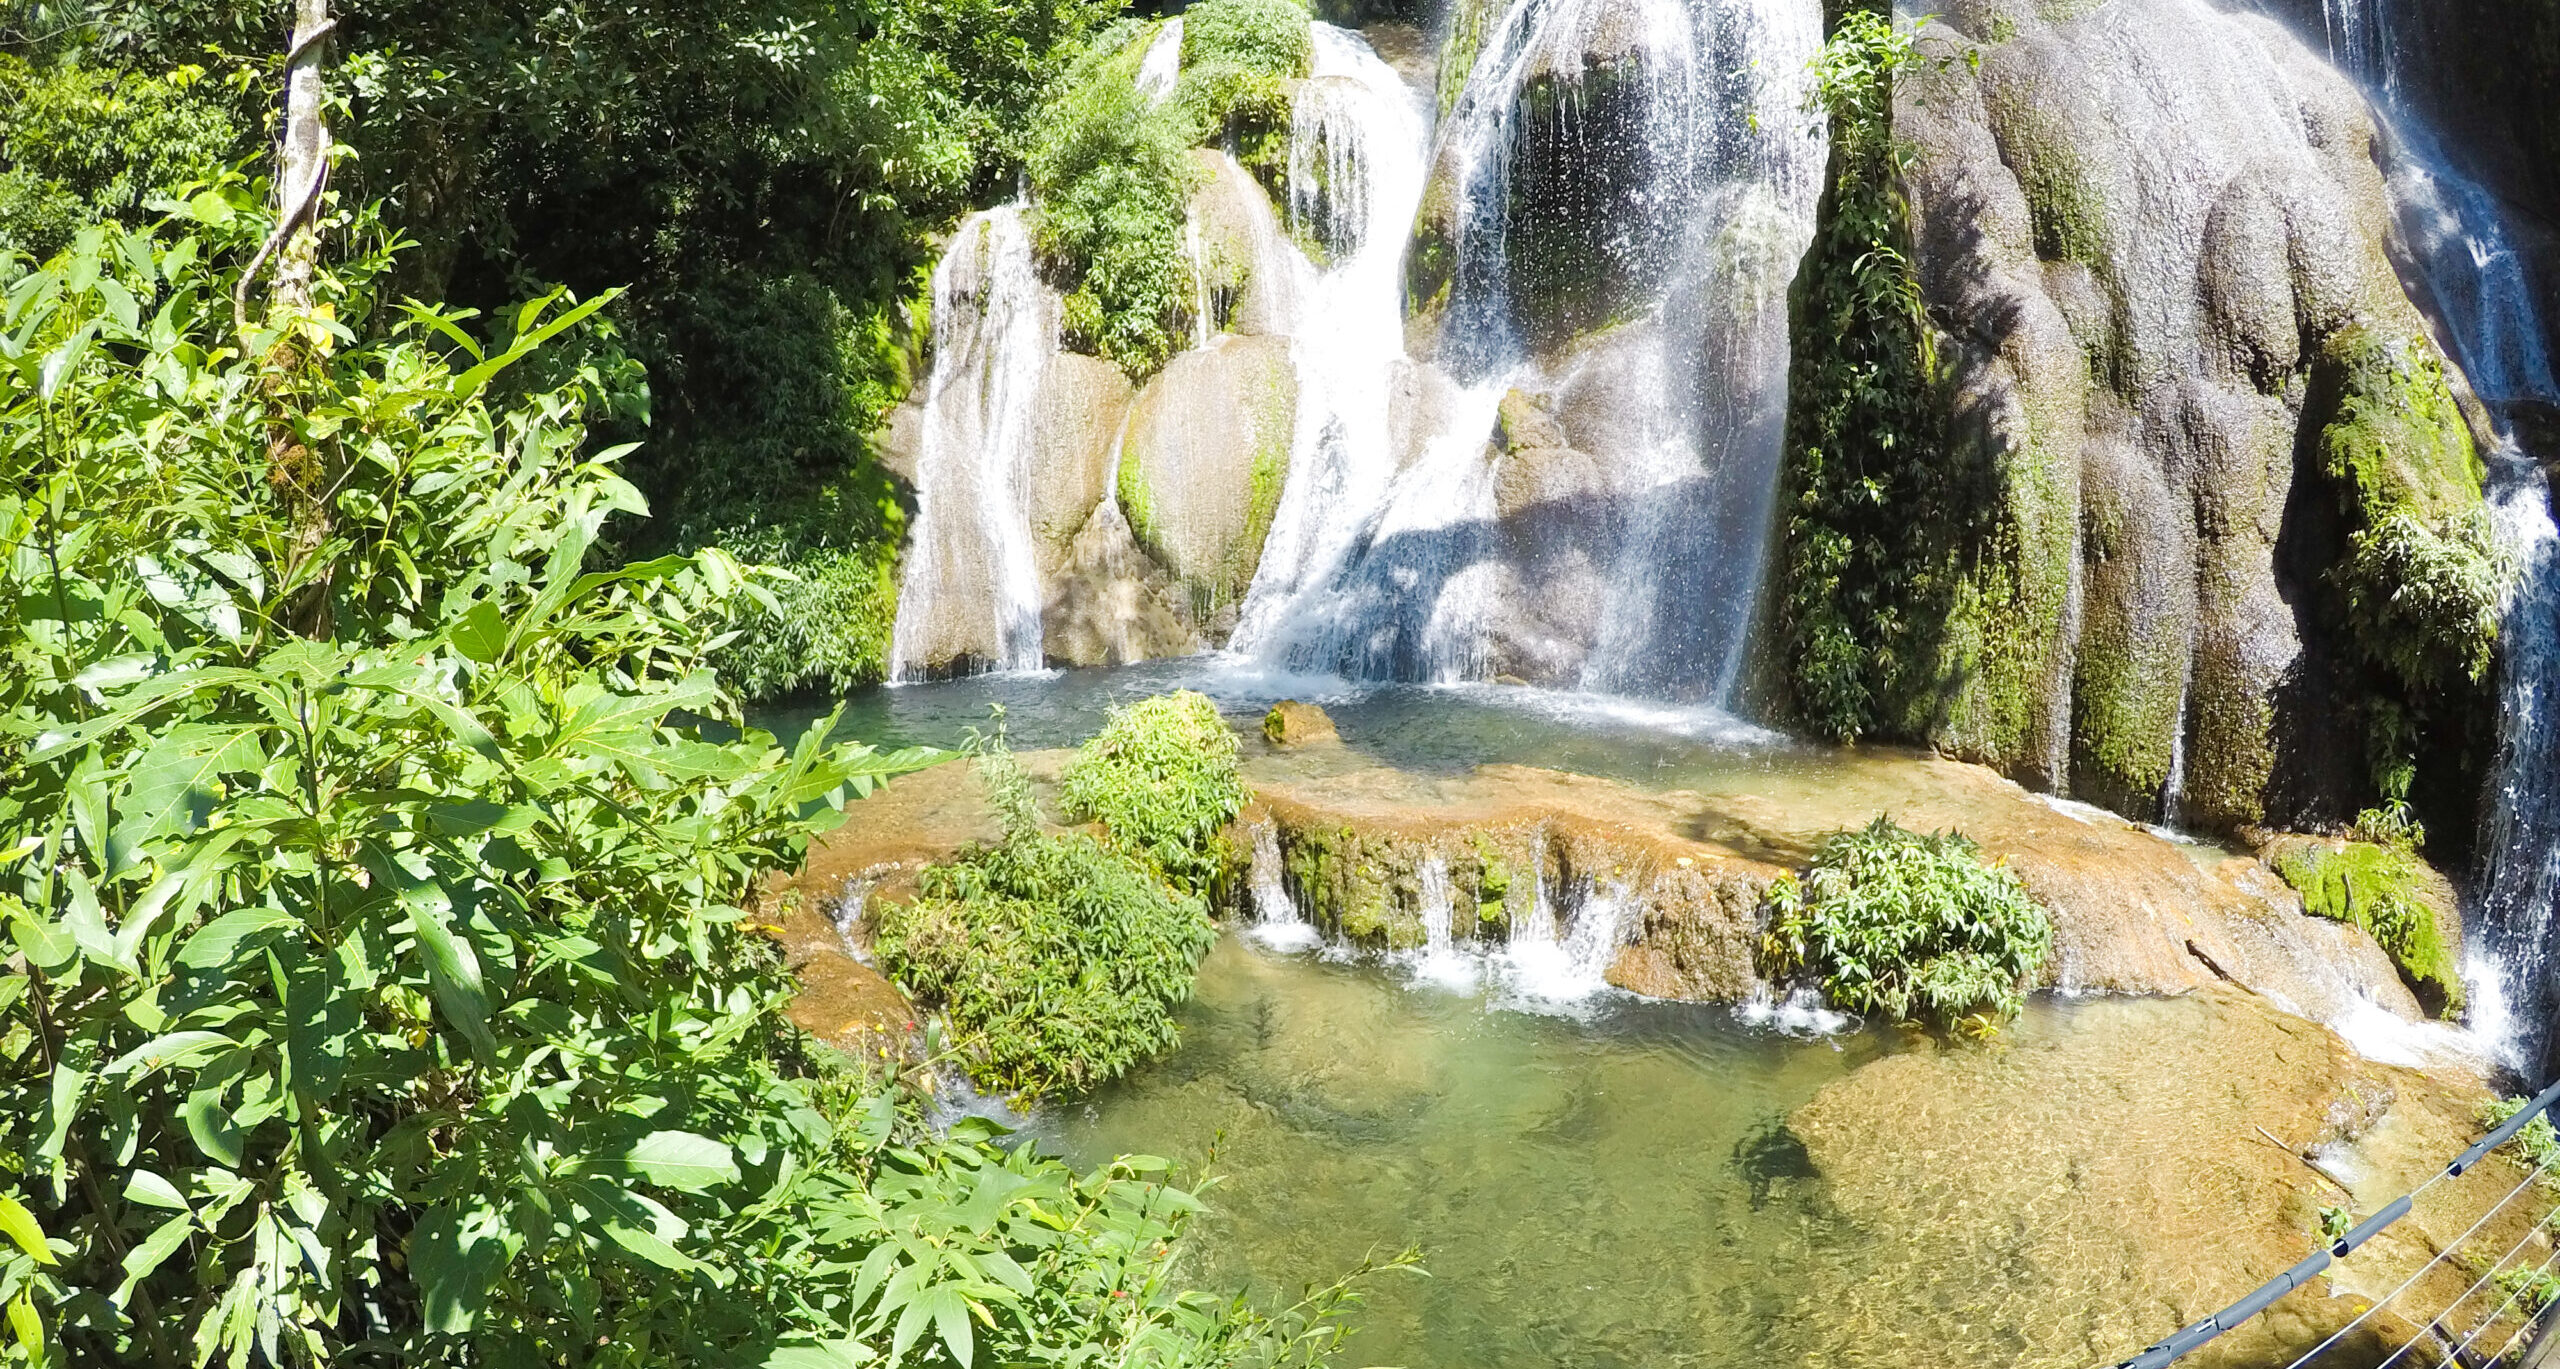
[252,0,339,639]
[272,0,332,312]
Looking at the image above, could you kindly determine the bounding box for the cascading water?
[1228,23,1473,672]
[1137,17,1183,101]
[2305,3,2560,1070]
[1245,822,1322,952]
[1235,0,1825,701]
[888,208,1053,679]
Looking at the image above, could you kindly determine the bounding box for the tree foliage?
[1059,691,1246,894]
[0,197,1376,1366]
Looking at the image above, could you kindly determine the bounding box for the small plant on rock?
[1763,816,2055,1032]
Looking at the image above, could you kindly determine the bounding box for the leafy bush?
[0,54,247,261]
[1172,0,1313,192]
[0,203,1373,1366]
[1763,817,2055,1031]
[1029,22,1200,378]
[1061,692,1248,892]
[705,482,909,700]
[2272,839,2464,1016]
[876,735,1218,1098]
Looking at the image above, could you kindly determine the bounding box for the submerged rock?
[1260,699,1341,746]
[1784,985,2518,1367]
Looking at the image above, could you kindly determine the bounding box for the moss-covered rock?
[2268,836,2466,1017]
[1117,334,1299,637]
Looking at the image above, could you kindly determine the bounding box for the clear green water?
[1032,936,1894,1369]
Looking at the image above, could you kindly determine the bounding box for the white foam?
[1739,987,1856,1038]
[2327,992,2486,1070]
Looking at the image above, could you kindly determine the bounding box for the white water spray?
[888,208,1054,679]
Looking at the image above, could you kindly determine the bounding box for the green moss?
[2273,841,2464,1017]
[1118,449,1162,553]
[2310,326,2501,808]
[1471,834,1513,926]
[1435,0,1501,117]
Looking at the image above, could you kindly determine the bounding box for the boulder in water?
[1186,149,1304,337]
[1041,497,1207,667]
[1118,333,1300,638]
[1261,699,1341,746]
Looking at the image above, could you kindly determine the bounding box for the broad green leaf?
[624,1131,739,1192]
[121,1172,189,1212]
[400,880,496,1059]
[761,1340,877,1369]
[115,1213,193,1298]
[450,599,509,664]
[0,1198,51,1264]
[182,1086,243,1167]
[602,1221,695,1271]
[104,1031,235,1079]
[410,1205,518,1334]
[176,907,299,970]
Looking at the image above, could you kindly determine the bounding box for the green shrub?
[1061,691,1248,893]
[1763,816,2055,1031]
[876,736,1219,1097]
[1031,21,1200,378]
[1171,0,1312,193]
[2273,840,2465,1017]
[703,479,909,700]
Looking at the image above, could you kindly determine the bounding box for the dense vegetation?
[1030,0,1312,378]
[876,695,1243,1098]
[1777,6,1968,743]
[1763,817,2056,1032]
[2,0,1124,703]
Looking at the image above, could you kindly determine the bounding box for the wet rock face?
[1898,0,2481,829]
[1117,333,1300,640]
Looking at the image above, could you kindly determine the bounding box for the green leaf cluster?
[874,719,1223,1100]
[0,200,1386,1366]
[1059,691,1247,894]
[1779,7,1973,743]
[0,55,244,264]
[1763,816,2055,1031]
[1171,0,1313,194]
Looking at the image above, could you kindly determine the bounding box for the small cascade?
[888,208,1054,679]
[1246,822,1323,951]
[1235,0,1826,699]
[1409,855,1480,989]
[1136,18,1183,102]
[1496,872,1626,1003]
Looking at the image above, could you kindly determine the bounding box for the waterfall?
[1137,18,1183,102]
[1229,22,1476,673]
[1409,854,1481,989]
[2303,8,2560,1069]
[1246,822,1323,952]
[2478,459,2560,1063]
[1235,0,1825,700]
[888,208,1054,679]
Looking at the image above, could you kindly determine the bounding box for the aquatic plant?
[1061,691,1249,893]
[878,727,1220,1097]
[1763,817,2055,1031]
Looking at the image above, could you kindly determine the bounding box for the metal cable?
[2433,1225,2560,1369]
[2283,1159,2556,1369]
[2474,1243,2560,1368]
[2374,1199,2560,1369]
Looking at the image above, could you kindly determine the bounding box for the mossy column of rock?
[2266,835,2467,1017]
[1862,0,2500,835]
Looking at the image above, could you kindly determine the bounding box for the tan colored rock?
[1185,149,1305,338]
[1260,700,1340,747]
[1027,353,1135,576]
[1041,497,1205,667]
[1119,334,1298,638]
